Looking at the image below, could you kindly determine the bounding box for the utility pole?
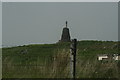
[70,39,77,80]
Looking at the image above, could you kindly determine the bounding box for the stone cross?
[66,21,67,28]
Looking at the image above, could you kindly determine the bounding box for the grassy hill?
[2,41,120,79]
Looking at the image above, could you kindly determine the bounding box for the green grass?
[2,41,120,78]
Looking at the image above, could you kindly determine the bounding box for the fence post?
[70,39,77,80]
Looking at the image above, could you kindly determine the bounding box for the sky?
[0,1,2,79]
[2,2,118,47]
[1,0,120,2]
[119,2,120,41]
[0,1,2,48]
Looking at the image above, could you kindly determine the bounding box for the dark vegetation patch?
[2,41,120,78]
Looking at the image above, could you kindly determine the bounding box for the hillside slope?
[2,41,120,78]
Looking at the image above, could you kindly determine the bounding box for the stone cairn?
[59,21,71,42]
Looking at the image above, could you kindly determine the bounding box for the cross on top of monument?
[66,21,67,28]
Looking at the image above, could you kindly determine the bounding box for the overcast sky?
[1,0,120,2]
[0,1,1,47]
[2,2,118,47]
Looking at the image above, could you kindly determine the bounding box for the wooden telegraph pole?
[70,39,77,80]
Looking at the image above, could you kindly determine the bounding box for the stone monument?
[59,21,71,42]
